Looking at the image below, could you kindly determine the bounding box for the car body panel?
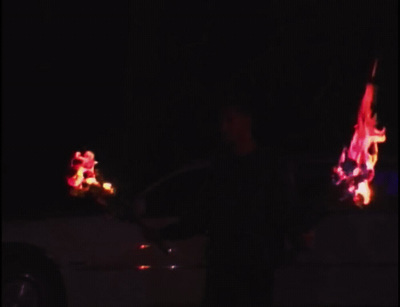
[2,159,398,306]
[2,214,208,307]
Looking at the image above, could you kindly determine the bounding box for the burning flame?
[333,62,386,206]
[67,151,115,196]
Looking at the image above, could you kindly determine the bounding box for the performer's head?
[220,102,257,155]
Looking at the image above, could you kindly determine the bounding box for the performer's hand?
[95,196,108,207]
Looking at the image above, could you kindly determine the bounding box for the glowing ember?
[102,182,115,194]
[332,61,386,206]
[67,151,115,197]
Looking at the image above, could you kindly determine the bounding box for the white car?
[2,159,398,307]
[2,161,210,307]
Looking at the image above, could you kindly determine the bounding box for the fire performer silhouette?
[148,101,314,307]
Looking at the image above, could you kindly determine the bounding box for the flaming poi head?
[67,150,115,198]
[332,61,386,207]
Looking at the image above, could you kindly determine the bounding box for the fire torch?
[332,59,386,207]
[66,150,170,254]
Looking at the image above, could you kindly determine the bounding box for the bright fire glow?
[67,151,115,196]
[102,182,115,194]
[332,74,386,206]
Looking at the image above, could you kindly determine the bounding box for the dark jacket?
[160,146,305,269]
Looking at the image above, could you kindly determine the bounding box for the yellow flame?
[102,182,115,194]
[355,181,371,205]
[67,151,115,196]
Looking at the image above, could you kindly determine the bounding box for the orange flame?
[67,151,115,196]
[333,78,386,206]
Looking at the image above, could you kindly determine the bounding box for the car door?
[2,197,152,307]
[3,166,211,307]
[138,166,211,306]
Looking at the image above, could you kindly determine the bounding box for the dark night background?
[2,0,398,212]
